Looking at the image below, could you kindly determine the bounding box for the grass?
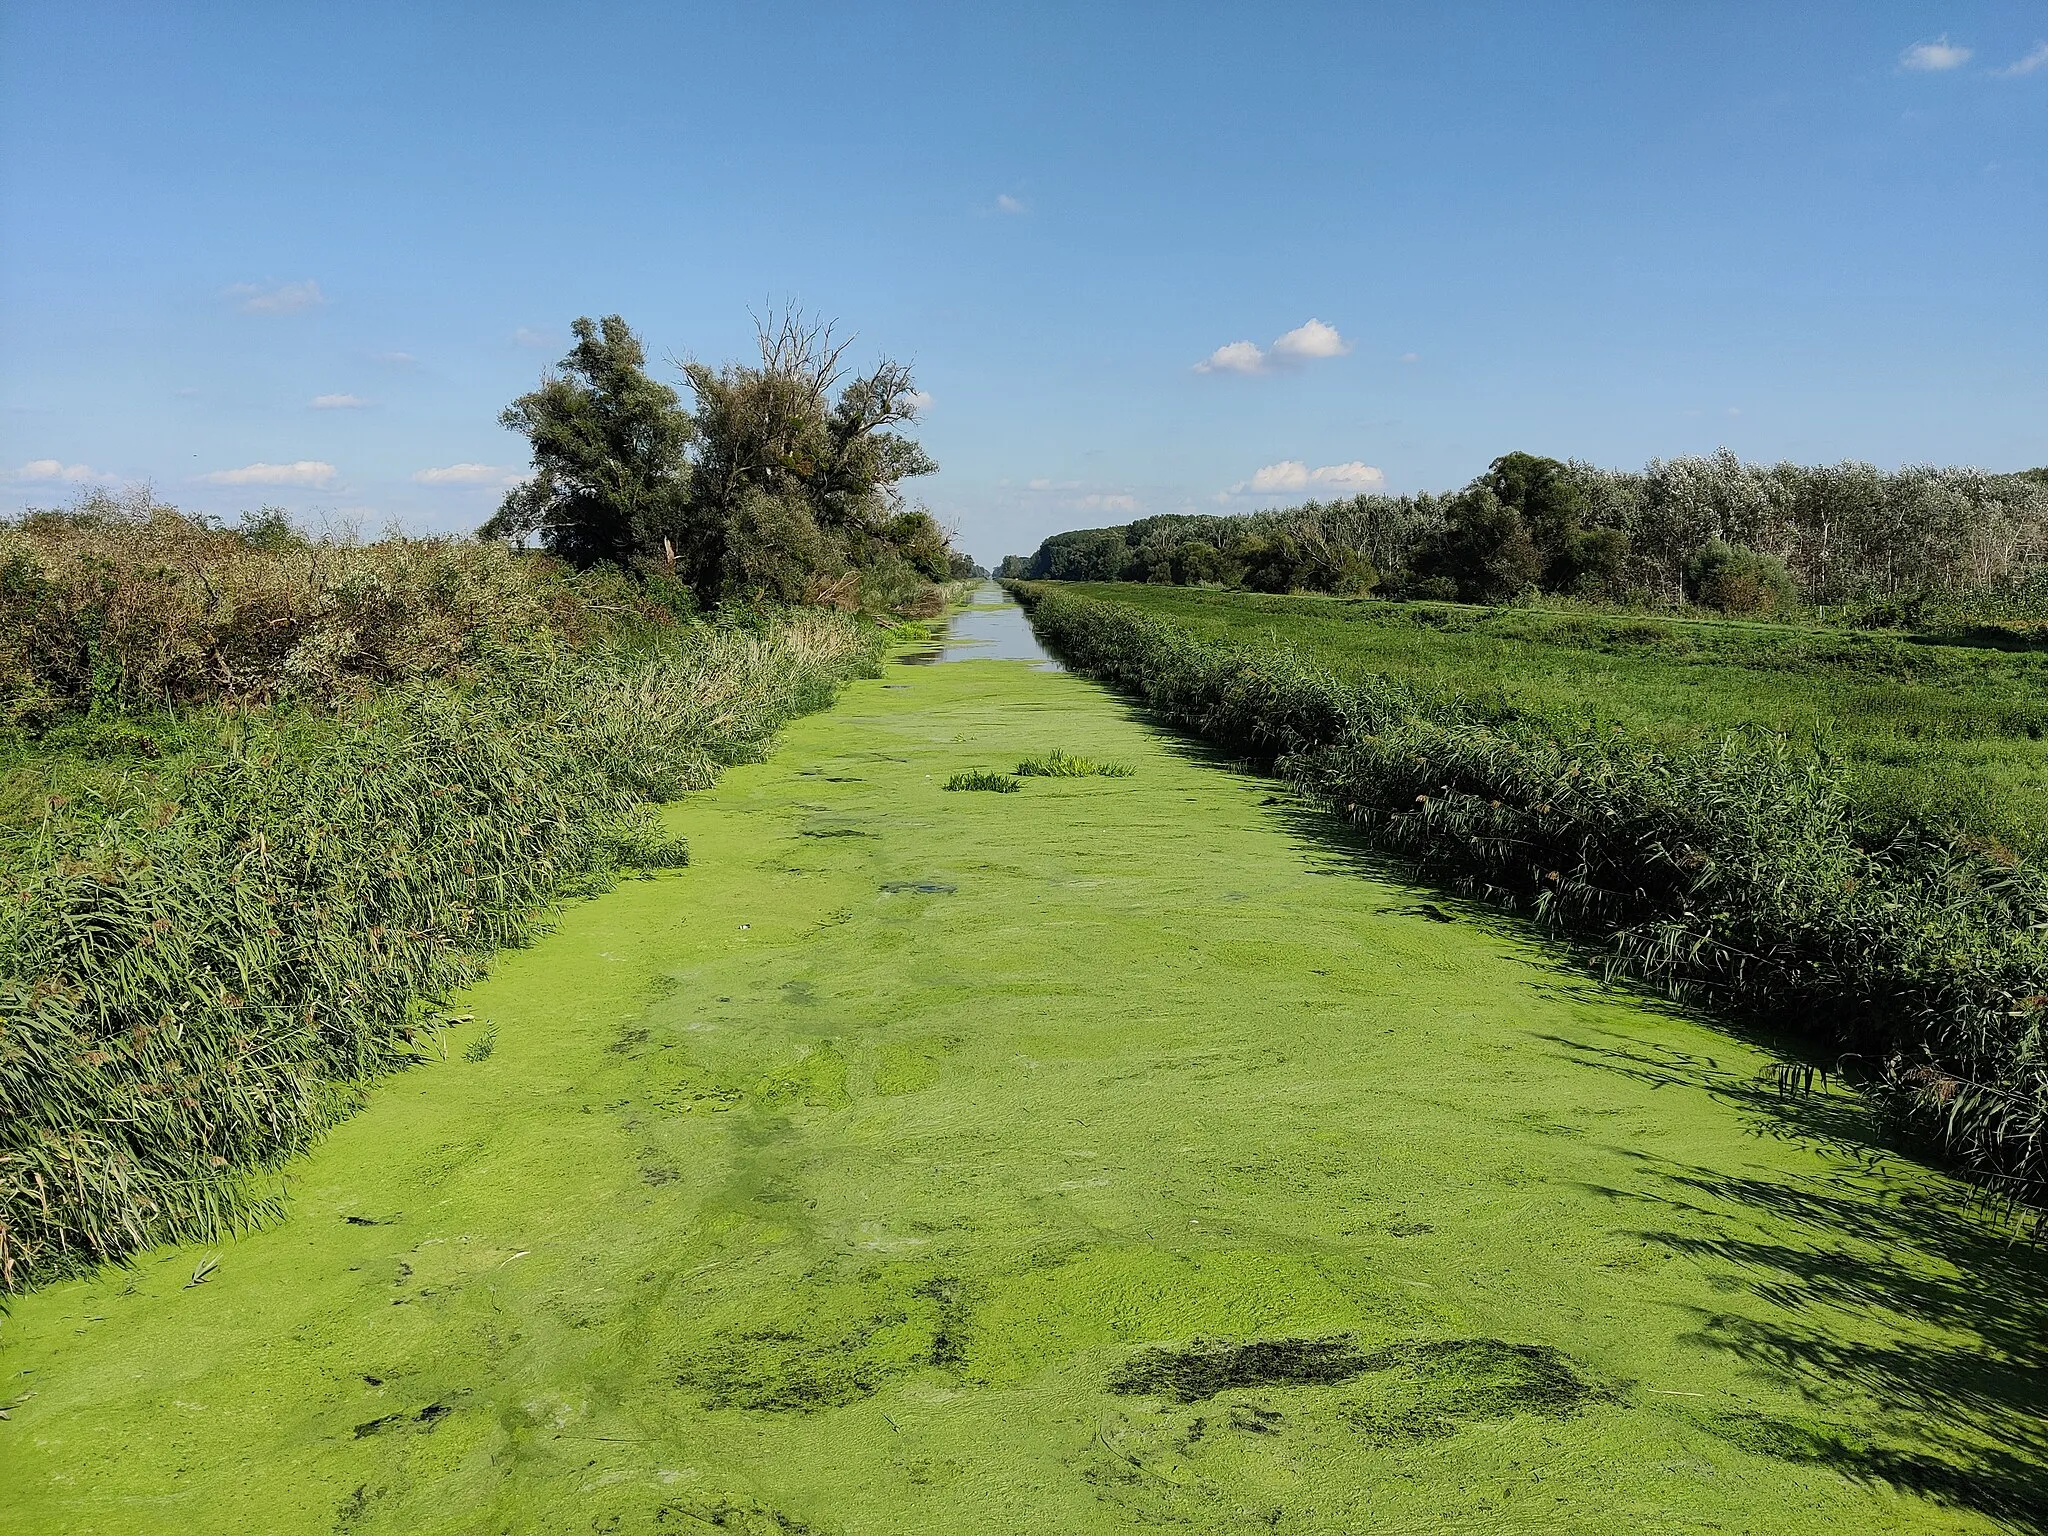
[2,655,2043,1532]
[1057,582,2048,858]
[1015,748,1134,778]
[944,769,1021,792]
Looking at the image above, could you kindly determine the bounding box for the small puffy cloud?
[1399,352,1419,363]
[200,460,337,487]
[413,462,522,487]
[1078,493,1138,513]
[310,393,369,409]
[1269,319,1350,361]
[1026,477,1082,492]
[1195,340,1268,375]
[1993,41,2048,76]
[15,459,106,484]
[1195,319,1351,375]
[513,327,556,348]
[905,389,935,412]
[1228,460,1385,497]
[995,193,1027,214]
[1900,36,1971,71]
[228,280,327,314]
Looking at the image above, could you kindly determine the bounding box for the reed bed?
[0,611,880,1292]
[1011,582,2048,1210]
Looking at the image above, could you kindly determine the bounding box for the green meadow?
[1057,581,2048,857]
[5,619,2044,1534]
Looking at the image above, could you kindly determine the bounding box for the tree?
[681,311,936,601]
[482,316,695,569]
[1482,452,1593,590]
[1410,487,1543,602]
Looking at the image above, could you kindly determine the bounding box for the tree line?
[486,312,975,612]
[1001,452,2048,618]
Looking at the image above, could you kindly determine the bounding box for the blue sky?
[3,2,2044,565]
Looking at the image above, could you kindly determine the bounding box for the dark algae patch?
[1110,1333,1373,1401]
[4,645,2046,1533]
[1111,1333,1622,1440]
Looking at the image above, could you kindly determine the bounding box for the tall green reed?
[0,612,879,1292]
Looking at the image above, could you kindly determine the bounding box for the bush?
[0,492,674,721]
[1686,540,1797,615]
[1009,582,2048,1209]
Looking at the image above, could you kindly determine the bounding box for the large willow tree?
[486,311,947,608]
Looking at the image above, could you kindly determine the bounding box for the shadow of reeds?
[1086,683,2048,1531]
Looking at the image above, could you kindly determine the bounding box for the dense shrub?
[0,610,881,1291]
[1011,582,2048,1208]
[1685,540,1796,615]
[0,491,678,723]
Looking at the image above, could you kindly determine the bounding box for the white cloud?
[995,193,1027,214]
[15,459,107,484]
[1900,36,1972,71]
[1078,493,1139,513]
[1026,477,1082,492]
[1228,460,1386,497]
[228,280,327,315]
[1269,318,1350,361]
[200,460,337,487]
[1195,319,1352,375]
[374,350,418,365]
[1195,339,1269,375]
[905,389,935,412]
[1993,41,2048,76]
[310,393,369,409]
[413,462,522,487]
[513,327,556,348]
[1399,352,1419,364]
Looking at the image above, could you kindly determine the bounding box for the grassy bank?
[1053,582,2048,856]
[0,512,887,1291]
[1009,582,2048,1208]
[3,652,2042,1533]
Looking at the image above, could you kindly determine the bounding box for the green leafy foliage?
[486,311,951,616]
[1003,450,2048,616]
[1685,539,1797,614]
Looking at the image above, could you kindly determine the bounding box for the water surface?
[902,581,1060,667]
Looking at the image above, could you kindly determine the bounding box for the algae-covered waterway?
[4,589,2045,1533]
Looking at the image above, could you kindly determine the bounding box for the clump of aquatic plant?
[1014,749,1134,779]
[463,1021,500,1063]
[945,770,1021,793]
[1009,580,2048,1211]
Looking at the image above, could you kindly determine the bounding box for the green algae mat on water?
[3,650,2046,1533]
